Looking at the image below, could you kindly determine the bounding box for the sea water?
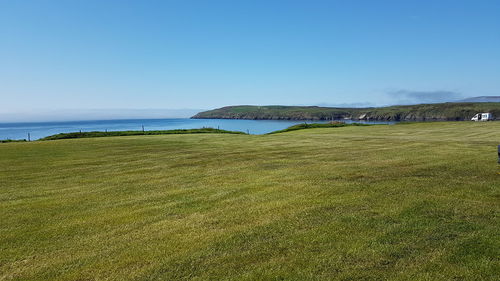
[0,118,395,140]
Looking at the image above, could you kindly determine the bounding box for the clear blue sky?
[1,0,499,119]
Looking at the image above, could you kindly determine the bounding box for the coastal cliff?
[192,103,500,121]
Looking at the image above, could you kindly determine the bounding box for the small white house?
[471,113,494,121]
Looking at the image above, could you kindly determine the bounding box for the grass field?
[1,122,499,280]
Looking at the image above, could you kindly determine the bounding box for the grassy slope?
[1,122,499,280]
[0,139,27,143]
[266,122,371,134]
[39,128,245,141]
[191,103,500,121]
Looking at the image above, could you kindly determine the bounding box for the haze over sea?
[0,118,393,140]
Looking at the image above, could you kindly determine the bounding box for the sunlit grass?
[1,122,499,280]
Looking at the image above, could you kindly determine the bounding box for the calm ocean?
[0,118,394,140]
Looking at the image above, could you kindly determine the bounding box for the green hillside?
[1,122,499,280]
[192,102,500,121]
[39,128,245,141]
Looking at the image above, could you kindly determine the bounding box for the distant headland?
[192,102,500,121]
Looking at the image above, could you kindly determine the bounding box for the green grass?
[39,128,245,141]
[1,122,499,280]
[267,122,371,134]
[37,123,367,141]
[0,139,27,143]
